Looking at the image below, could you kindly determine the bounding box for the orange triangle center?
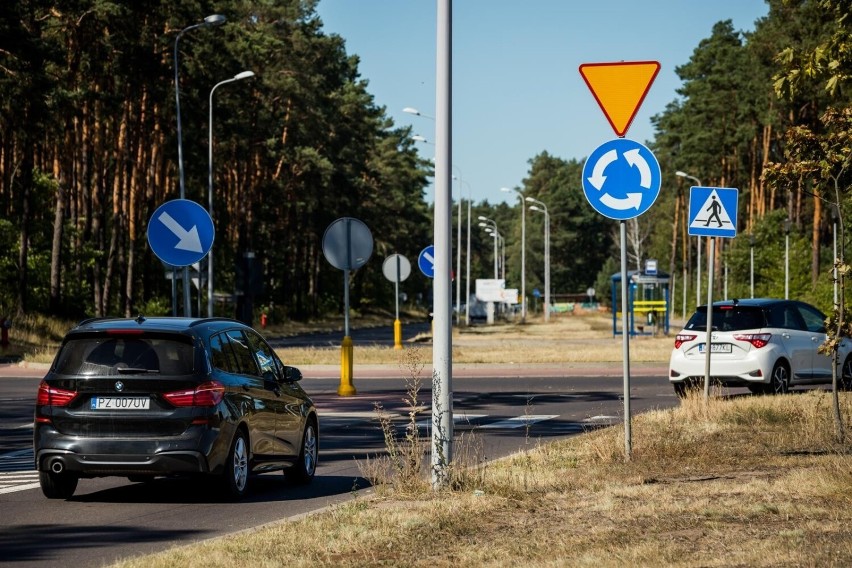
[579,61,660,137]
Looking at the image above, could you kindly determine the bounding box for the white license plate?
[90,397,150,410]
[698,343,732,353]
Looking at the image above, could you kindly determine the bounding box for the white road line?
[416,414,487,428]
[480,415,558,429]
[0,482,41,495]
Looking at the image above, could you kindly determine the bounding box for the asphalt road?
[0,357,674,567]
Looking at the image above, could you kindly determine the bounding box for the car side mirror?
[283,365,302,383]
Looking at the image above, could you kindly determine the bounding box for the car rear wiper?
[116,367,160,374]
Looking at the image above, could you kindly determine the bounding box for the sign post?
[688,186,739,400]
[322,217,373,396]
[382,254,411,350]
[580,60,660,460]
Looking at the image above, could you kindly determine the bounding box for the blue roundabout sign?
[581,139,661,220]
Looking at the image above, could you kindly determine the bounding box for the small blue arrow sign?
[147,199,215,267]
[581,139,661,220]
[688,187,738,238]
[418,245,435,278]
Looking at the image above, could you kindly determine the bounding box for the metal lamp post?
[527,197,550,322]
[174,13,226,317]
[676,171,702,306]
[452,173,465,326]
[465,182,472,326]
[784,218,791,299]
[749,233,755,298]
[502,187,526,322]
[208,70,254,317]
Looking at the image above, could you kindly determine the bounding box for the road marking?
[480,415,558,429]
[0,471,39,494]
[416,414,487,429]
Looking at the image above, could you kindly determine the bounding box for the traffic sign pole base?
[338,335,356,396]
[393,319,403,350]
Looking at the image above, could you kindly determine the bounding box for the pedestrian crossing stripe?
[0,471,39,495]
[688,186,739,238]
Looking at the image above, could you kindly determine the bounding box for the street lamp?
[208,70,254,317]
[527,197,550,322]
[784,218,791,299]
[403,106,435,120]
[749,233,755,298]
[502,187,526,322]
[478,217,499,279]
[676,171,702,306]
[174,13,226,317]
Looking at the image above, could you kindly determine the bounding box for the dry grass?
[108,389,852,567]
[276,313,675,365]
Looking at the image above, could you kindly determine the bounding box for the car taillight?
[164,381,225,407]
[36,381,77,407]
[674,334,697,349]
[734,333,772,348]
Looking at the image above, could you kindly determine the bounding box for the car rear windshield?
[53,335,195,376]
[684,305,766,332]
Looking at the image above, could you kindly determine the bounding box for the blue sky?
[315,1,770,204]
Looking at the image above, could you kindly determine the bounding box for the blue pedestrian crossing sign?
[418,245,435,278]
[582,138,661,221]
[147,199,215,267]
[688,187,738,238]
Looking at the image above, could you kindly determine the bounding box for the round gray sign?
[322,217,373,270]
[382,254,411,283]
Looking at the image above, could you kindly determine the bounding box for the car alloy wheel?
[769,361,790,395]
[289,419,318,484]
[222,431,249,499]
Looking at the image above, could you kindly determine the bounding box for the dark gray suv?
[34,316,318,500]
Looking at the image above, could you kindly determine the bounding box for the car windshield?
[684,305,766,332]
[53,336,195,376]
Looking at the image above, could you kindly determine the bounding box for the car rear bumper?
[36,448,209,476]
[34,424,224,476]
[669,356,769,386]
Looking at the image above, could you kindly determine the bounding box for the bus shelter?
[611,270,670,336]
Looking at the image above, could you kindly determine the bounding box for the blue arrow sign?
[147,199,215,267]
[581,139,661,220]
[688,187,738,238]
[418,245,435,278]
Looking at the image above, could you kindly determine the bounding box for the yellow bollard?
[393,319,403,350]
[338,335,356,396]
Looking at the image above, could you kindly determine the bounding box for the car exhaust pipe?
[50,458,64,474]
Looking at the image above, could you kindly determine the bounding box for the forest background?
[1,0,851,325]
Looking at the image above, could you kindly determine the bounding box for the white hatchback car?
[669,298,852,396]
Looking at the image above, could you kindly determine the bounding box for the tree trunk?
[49,159,65,314]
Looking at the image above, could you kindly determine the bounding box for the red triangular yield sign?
[579,61,660,137]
